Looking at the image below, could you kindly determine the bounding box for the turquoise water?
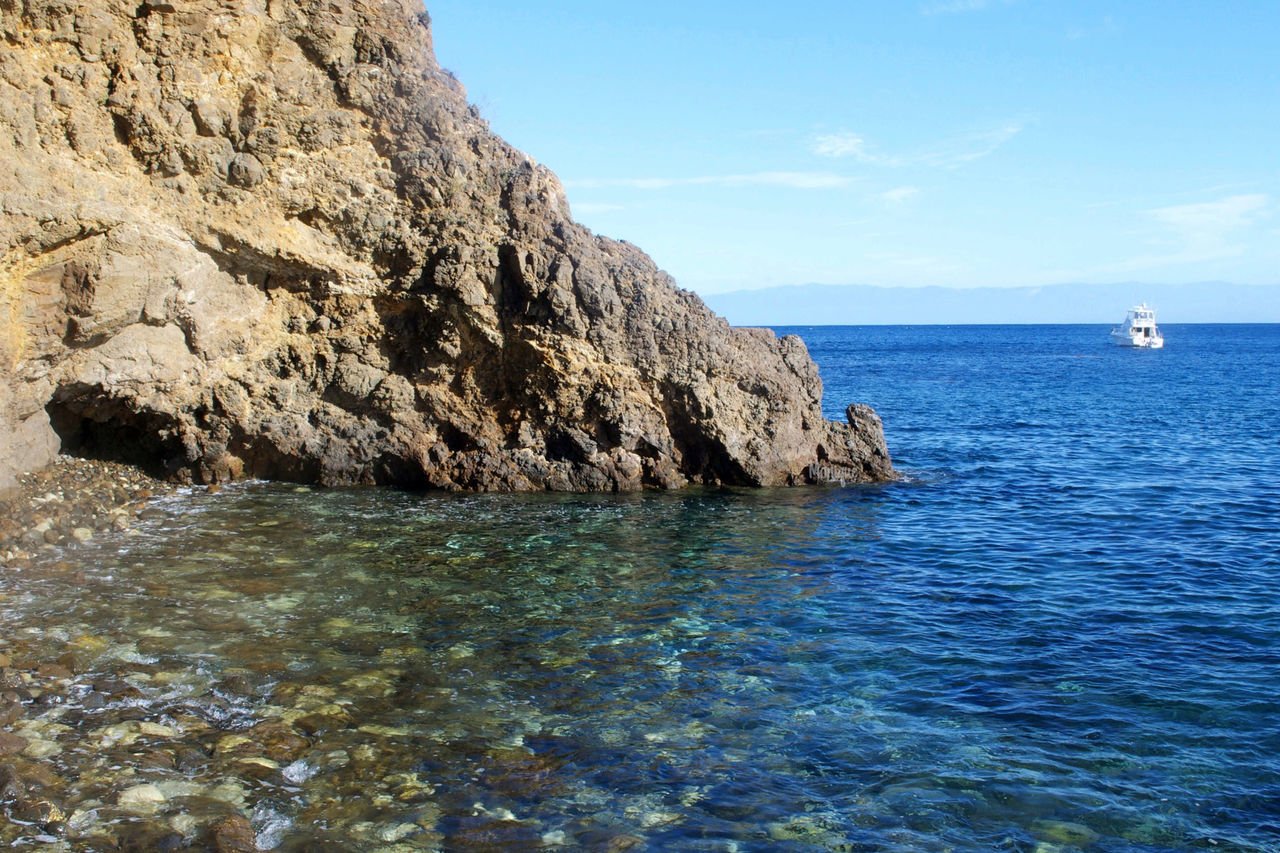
[3,324,1279,851]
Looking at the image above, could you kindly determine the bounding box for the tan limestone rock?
[0,0,892,493]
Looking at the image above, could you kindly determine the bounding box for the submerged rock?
[207,814,258,853]
[1032,819,1101,846]
[117,782,167,810]
[0,732,26,756]
[0,0,891,494]
[10,796,66,834]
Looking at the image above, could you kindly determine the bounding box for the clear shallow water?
[3,324,1280,851]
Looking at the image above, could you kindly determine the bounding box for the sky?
[425,1,1279,298]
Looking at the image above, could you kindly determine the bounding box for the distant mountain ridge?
[703,282,1280,326]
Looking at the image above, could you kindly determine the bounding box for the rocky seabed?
[0,456,169,566]
[0,480,788,851]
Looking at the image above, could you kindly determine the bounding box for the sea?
[3,324,1279,851]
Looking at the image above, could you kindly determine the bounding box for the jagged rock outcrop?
[0,0,891,493]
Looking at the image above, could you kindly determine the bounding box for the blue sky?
[425,1,1279,297]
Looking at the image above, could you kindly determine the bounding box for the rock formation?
[0,0,891,493]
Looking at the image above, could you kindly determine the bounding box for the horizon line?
[739,320,1280,328]
[704,280,1280,295]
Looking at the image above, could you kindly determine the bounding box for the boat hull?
[1110,331,1163,348]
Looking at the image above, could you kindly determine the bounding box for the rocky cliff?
[0,0,891,493]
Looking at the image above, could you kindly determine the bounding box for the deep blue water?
[4,324,1279,851]
[788,323,1280,850]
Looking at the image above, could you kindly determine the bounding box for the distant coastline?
[703,281,1280,327]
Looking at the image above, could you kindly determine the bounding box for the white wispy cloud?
[812,122,1024,168]
[1052,193,1272,279]
[572,202,625,214]
[1149,194,1269,254]
[880,186,920,203]
[812,132,876,162]
[921,0,1014,15]
[923,122,1023,166]
[1082,183,1257,211]
[564,171,856,191]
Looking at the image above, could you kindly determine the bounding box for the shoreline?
[0,456,172,569]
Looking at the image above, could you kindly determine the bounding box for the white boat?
[1110,303,1164,348]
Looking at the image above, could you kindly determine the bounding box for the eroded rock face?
[0,0,891,493]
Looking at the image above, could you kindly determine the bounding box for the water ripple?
[3,325,1279,850]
